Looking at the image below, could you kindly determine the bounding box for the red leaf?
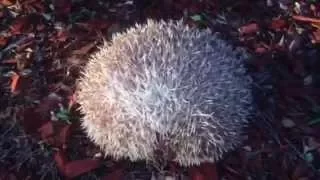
[55,125,71,148]
[189,167,206,180]
[255,47,268,54]
[200,163,218,180]
[270,19,287,31]
[102,168,125,180]
[63,159,101,178]
[10,73,20,94]
[68,94,76,110]
[239,23,259,35]
[37,121,54,140]
[254,42,271,54]
[188,163,218,180]
[0,36,8,47]
[10,17,28,35]
[56,30,69,42]
[54,150,68,172]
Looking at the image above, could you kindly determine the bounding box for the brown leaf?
[311,30,320,44]
[0,0,15,6]
[10,73,20,94]
[311,22,320,29]
[0,36,8,47]
[63,159,101,178]
[37,121,54,139]
[239,23,259,35]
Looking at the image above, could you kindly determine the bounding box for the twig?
[292,15,320,24]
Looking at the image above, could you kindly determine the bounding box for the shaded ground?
[1,0,320,179]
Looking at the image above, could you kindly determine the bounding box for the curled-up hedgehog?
[76,19,255,168]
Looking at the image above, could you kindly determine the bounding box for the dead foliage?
[1,0,320,179]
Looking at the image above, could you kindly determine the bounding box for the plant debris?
[1,0,320,179]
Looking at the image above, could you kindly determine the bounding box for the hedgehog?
[76,19,255,167]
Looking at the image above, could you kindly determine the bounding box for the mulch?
[1,0,320,179]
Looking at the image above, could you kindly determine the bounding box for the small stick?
[292,15,320,24]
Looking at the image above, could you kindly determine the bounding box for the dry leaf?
[54,150,68,173]
[200,163,218,180]
[10,73,20,94]
[68,94,76,110]
[311,30,320,44]
[255,47,268,54]
[0,0,15,6]
[293,15,320,24]
[189,167,206,180]
[239,23,259,35]
[56,30,69,42]
[10,17,28,35]
[270,19,287,31]
[63,159,101,178]
[37,121,54,139]
[55,125,71,148]
[0,36,8,47]
[311,22,320,29]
